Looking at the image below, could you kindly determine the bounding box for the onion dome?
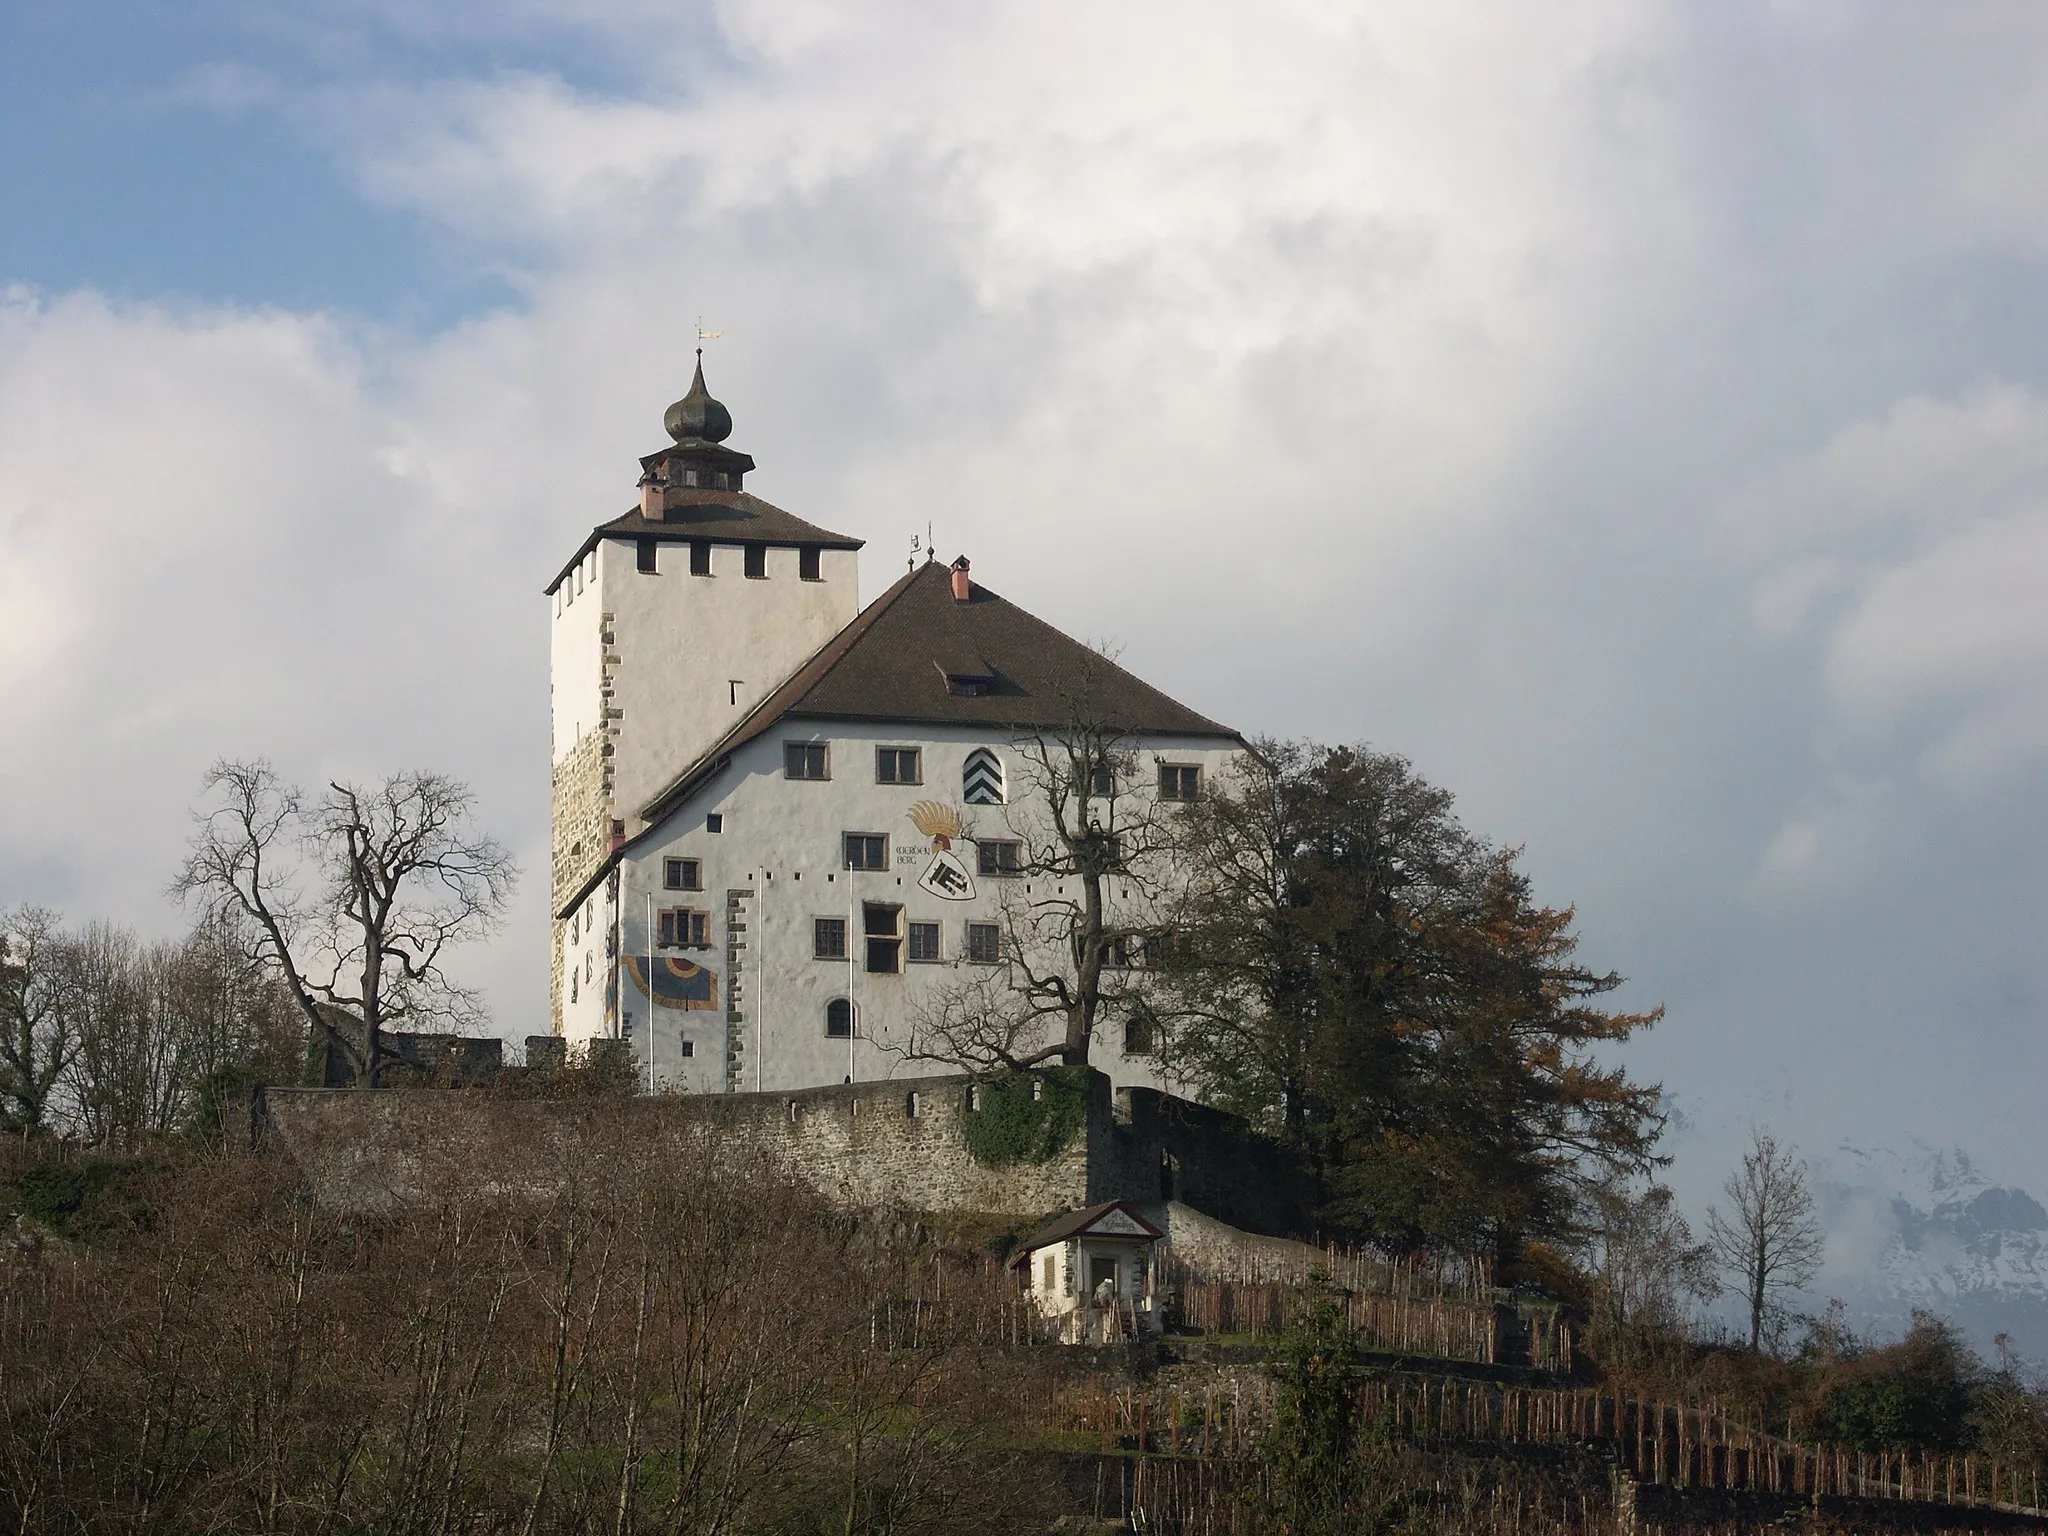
[663,352,733,443]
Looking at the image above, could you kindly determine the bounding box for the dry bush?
[0,1114,1031,1535]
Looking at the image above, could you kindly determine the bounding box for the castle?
[547,360,1244,1097]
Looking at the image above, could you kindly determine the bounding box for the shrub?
[960,1067,1089,1168]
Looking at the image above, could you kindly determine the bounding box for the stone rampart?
[265,1069,1310,1234]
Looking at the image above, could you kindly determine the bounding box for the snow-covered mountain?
[1811,1139,2048,1361]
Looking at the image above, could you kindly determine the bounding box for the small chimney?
[639,476,664,520]
[950,556,972,602]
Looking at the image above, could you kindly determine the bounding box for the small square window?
[1143,931,1180,969]
[908,921,941,962]
[967,922,1001,964]
[814,917,848,960]
[876,747,921,785]
[785,742,829,780]
[1159,764,1202,801]
[844,833,888,871]
[663,857,702,892]
[800,546,822,581]
[744,543,767,579]
[706,813,723,834]
[689,539,712,576]
[976,840,1023,876]
[679,1039,695,1058]
[863,903,902,973]
[636,537,658,573]
[659,909,709,949]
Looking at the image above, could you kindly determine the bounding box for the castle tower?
[546,359,863,1028]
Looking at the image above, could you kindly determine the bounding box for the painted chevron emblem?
[962,747,1005,805]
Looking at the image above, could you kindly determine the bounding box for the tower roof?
[544,492,863,595]
[662,353,733,445]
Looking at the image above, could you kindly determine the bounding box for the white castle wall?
[562,720,1242,1099]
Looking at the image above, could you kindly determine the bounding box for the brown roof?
[1009,1201,1164,1266]
[555,560,1241,918]
[543,490,864,595]
[638,559,1237,821]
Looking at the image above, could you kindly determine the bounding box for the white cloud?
[8,0,2048,1183]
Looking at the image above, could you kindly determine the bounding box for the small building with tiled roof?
[548,362,1244,1097]
[1011,1201,1165,1341]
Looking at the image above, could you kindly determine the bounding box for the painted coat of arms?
[908,801,977,901]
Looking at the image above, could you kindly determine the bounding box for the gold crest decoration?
[908,800,963,850]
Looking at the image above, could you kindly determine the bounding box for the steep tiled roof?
[543,491,864,595]
[1009,1201,1164,1266]
[556,559,1241,918]
[637,559,1237,822]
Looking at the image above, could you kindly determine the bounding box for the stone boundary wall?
[265,1069,1310,1235]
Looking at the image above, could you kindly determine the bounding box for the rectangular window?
[662,857,702,892]
[658,908,710,949]
[706,813,723,834]
[907,921,941,962]
[679,1039,695,1058]
[636,537,658,573]
[799,546,822,581]
[1142,931,1180,969]
[844,833,888,870]
[1123,1015,1155,1056]
[967,922,1001,964]
[976,840,1023,876]
[863,903,902,974]
[689,539,711,576]
[876,747,921,784]
[1159,763,1202,801]
[784,742,829,780]
[813,917,848,960]
[1090,759,1115,796]
[744,543,767,579]
[1099,936,1134,970]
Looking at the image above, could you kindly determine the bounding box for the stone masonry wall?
[266,1069,1311,1234]
[549,625,616,1033]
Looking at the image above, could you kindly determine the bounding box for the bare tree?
[173,759,517,1088]
[1707,1127,1825,1351]
[907,664,1181,1070]
[0,906,75,1136]
[1586,1180,1718,1344]
[57,920,167,1148]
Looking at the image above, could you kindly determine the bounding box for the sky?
[3,0,2047,1289]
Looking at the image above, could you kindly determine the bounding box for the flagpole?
[645,888,655,1094]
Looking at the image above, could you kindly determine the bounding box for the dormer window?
[946,674,992,697]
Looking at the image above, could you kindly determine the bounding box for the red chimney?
[950,556,971,602]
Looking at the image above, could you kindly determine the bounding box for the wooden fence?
[1167,1280,1573,1371]
[1030,1375,2048,1518]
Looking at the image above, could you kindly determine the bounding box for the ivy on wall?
[961,1066,1090,1168]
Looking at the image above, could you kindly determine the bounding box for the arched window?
[963,747,1005,805]
[825,998,857,1038]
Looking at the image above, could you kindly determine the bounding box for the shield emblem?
[918,849,976,901]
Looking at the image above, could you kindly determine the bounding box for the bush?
[1819,1311,1977,1452]
[960,1067,1089,1167]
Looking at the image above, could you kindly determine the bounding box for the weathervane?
[909,521,937,571]
[696,317,723,359]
